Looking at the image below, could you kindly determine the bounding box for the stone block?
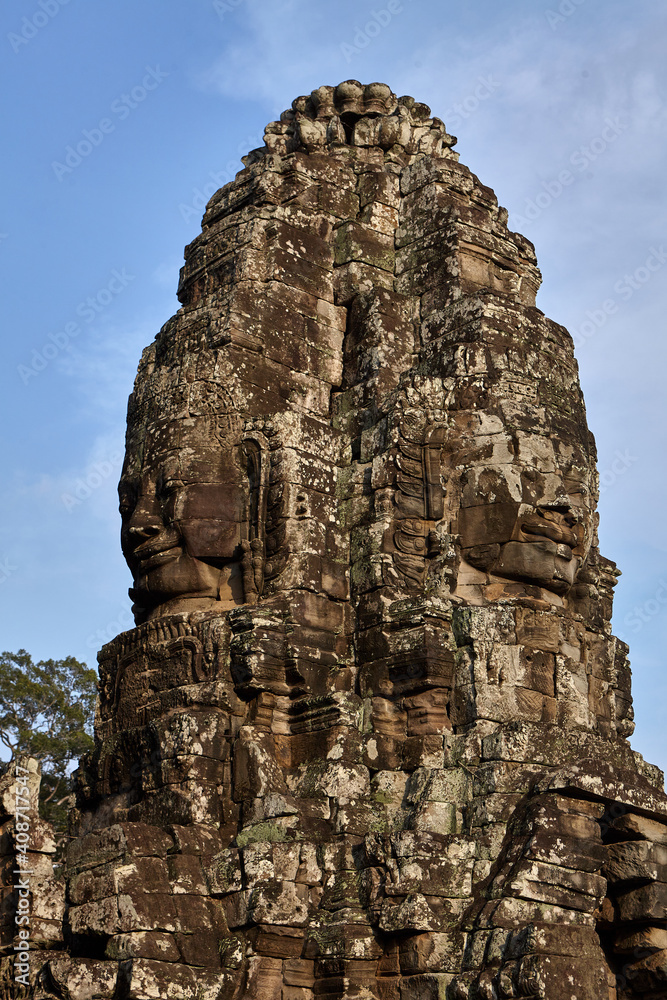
[616,882,667,922]
[46,957,118,1000]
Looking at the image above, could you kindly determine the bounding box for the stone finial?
[263,81,454,159]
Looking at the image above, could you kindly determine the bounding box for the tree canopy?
[0,649,97,823]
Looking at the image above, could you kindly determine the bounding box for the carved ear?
[393,422,447,589]
[240,435,269,603]
[424,425,446,520]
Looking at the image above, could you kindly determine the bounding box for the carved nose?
[543,506,576,527]
[129,522,161,540]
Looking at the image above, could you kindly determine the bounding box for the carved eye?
[562,475,588,497]
[118,494,135,517]
[159,478,185,499]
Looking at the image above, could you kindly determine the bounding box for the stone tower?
[33,82,667,999]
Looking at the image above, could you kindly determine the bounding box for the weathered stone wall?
[33,82,667,999]
[0,759,65,999]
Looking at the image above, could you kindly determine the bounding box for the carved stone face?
[459,499,585,594]
[118,414,248,619]
[454,439,595,597]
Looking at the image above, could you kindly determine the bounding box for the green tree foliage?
[0,649,97,828]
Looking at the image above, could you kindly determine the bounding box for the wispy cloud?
[197,0,336,108]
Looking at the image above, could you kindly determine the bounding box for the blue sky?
[2,0,666,772]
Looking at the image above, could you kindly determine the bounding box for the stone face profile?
[119,403,250,619]
[22,81,667,999]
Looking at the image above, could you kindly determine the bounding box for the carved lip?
[520,517,579,550]
[133,542,181,571]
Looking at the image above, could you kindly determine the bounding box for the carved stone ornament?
[16,81,666,1000]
